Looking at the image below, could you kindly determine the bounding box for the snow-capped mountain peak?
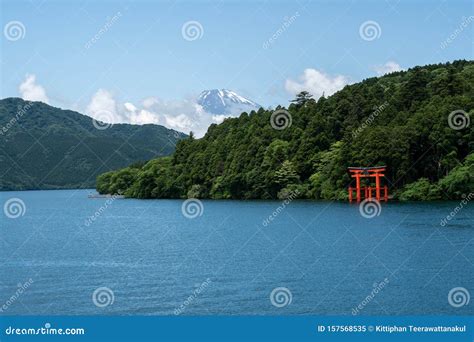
[197,89,261,115]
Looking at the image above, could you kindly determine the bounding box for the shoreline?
[1,188,470,203]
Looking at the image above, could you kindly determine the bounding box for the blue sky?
[1,0,472,135]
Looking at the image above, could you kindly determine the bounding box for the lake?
[1,189,472,315]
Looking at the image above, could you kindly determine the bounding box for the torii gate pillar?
[348,166,388,203]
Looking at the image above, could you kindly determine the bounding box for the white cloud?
[86,89,122,123]
[123,102,160,125]
[374,61,402,76]
[84,90,224,136]
[285,68,349,99]
[149,98,206,134]
[142,97,158,108]
[134,109,160,125]
[212,114,227,124]
[164,114,192,131]
[124,102,137,112]
[19,74,49,103]
[14,74,254,138]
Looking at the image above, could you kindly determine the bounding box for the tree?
[290,91,313,107]
[275,160,300,187]
[95,61,474,201]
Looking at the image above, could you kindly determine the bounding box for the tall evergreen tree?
[290,91,313,107]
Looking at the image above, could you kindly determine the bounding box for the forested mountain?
[97,60,473,200]
[0,98,186,190]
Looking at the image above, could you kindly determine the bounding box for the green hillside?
[97,60,474,200]
[0,98,186,190]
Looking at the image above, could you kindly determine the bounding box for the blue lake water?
[0,189,473,315]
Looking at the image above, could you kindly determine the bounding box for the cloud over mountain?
[84,89,261,137]
[86,89,120,123]
[374,61,403,76]
[19,74,49,104]
[285,68,349,99]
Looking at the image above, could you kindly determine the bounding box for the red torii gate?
[348,166,388,203]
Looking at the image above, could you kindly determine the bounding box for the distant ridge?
[0,98,186,190]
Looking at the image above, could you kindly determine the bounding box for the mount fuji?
[197,89,261,115]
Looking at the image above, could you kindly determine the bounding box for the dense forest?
[0,98,186,190]
[97,61,473,201]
